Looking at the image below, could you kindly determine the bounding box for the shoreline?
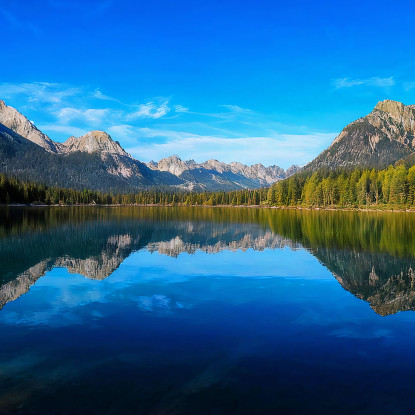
[1,203,415,213]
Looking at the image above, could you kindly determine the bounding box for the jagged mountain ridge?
[0,100,62,152]
[305,99,415,170]
[0,122,172,191]
[0,100,294,191]
[147,155,299,189]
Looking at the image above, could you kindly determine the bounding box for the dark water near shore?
[2,206,415,414]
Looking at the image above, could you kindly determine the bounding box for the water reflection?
[1,206,415,316]
[4,207,415,414]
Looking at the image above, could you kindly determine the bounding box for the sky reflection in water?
[2,207,415,414]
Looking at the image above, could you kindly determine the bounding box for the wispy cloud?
[56,107,111,123]
[0,82,176,125]
[93,88,123,104]
[0,82,82,105]
[0,80,335,166]
[220,104,251,113]
[173,104,189,113]
[126,101,170,120]
[107,125,336,168]
[37,124,88,137]
[333,76,395,89]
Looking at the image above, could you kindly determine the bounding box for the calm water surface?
[1,206,415,414]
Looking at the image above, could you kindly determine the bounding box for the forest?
[1,163,415,209]
[267,164,415,208]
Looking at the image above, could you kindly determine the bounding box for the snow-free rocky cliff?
[0,100,294,191]
[147,155,299,188]
[306,99,415,170]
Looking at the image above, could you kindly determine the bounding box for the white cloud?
[0,80,334,166]
[38,124,88,137]
[112,126,336,168]
[173,104,189,113]
[92,88,123,103]
[333,76,395,89]
[56,107,111,123]
[220,104,251,113]
[0,82,82,105]
[126,101,170,119]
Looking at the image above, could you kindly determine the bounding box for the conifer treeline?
[0,173,268,206]
[2,163,415,208]
[267,164,415,208]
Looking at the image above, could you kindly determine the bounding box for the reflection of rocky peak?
[334,266,415,316]
[0,225,301,309]
[0,260,50,310]
[147,232,299,257]
[55,234,135,280]
[314,246,415,316]
[368,268,415,316]
[3,207,415,317]
[0,234,136,309]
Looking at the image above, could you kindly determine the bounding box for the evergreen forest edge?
[2,162,415,210]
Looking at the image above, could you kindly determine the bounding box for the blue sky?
[1,0,415,168]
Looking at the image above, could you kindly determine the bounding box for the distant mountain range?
[3,98,415,192]
[306,99,415,170]
[146,155,299,190]
[0,100,299,191]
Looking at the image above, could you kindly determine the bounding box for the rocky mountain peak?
[202,159,229,173]
[63,130,129,156]
[374,99,410,115]
[155,155,197,176]
[0,98,299,191]
[306,99,415,170]
[0,100,59,152]
[145,155,299,189]
[372,99,415,134]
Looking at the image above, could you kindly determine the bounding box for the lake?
[1,206,415,414]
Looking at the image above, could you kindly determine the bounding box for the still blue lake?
[1,206,415,414]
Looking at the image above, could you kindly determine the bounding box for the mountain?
[0,100,293,191]
[147,155,299,190]
[305,99,415,170]
[63,130,129,156]
[0,123,172,192]
[0,100,62,152]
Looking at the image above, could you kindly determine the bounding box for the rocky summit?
[0,100,62,153]
[0,100,293,192]
[147,156,299,190]
[63,131,129,157]
[306,99,415,170]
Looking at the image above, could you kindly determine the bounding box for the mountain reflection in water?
[1,206,415,316]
